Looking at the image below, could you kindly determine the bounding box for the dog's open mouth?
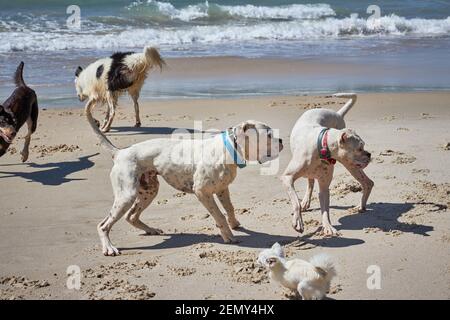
[0,130,13,143]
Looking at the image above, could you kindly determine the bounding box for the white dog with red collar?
[281,93,373,236]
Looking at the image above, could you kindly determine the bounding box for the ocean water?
[1,0,450,106]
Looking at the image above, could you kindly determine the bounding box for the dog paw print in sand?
[31,144,81,158]
[198,250,269,284]
[7,147,17,155]
[441,142,450,151]
[411,168,430,176]
[83,259,159,300]
[0,276,50,300]
[167,266,196,277]
[331,180,362,199]
[379,149,416,164]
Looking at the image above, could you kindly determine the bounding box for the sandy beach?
[0,92,449,300]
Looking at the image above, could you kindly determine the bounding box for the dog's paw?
[228,218,241,230]
[348,206,366,214]
[103,244,121,256]
[100,127,111,133]
[292,216,304,233]
[134,122,141,128]
[144,227,163,235]
[300,200,311,211]
[20,151,29,163]
[320,224,340,237]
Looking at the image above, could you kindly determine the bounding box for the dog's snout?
[279,138,283,144]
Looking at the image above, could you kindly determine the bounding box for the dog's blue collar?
[222,131,246,168]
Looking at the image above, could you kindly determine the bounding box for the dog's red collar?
[317,128,336,165]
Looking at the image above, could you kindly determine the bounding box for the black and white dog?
[75,46,165,132]
[0,62,39,162]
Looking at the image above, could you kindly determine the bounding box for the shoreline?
[2,55,450,108]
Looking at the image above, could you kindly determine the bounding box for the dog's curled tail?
[85,102,119,156]
[144,46,166,71]
[334,93,357,117]
[309,253,337,282]
[14,61,26,87]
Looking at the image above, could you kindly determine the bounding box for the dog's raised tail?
[334,93,357,117]
[144,46,166,71]
[14,61,26,87]
[309,253,337,282]
[85,102,119,156]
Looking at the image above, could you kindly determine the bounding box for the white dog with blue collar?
[85,104,283,256]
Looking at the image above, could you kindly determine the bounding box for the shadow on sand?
[119,226,364,252]
[0,153,99,186]
[336,202,434,236]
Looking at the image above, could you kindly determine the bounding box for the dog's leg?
[101,94,117,133]
[100,102,110,129]
[342,163,374,212]
[217,188,240,230]
[318,172,339,236]
[297,280,314,300]
[281,159,306,233]
[195,191,238,243]
[129,91,141,128]
[98,165,138,256]
[301,178,314,211]
[125,171,162,235]
[20,118,33,162]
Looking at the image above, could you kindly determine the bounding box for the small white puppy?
[258,243,336,300]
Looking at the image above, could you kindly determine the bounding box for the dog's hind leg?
[217,188,240,230]
[196,191,238,243]
[20,118,33,162]
[125,171,163,235]
[281,159,307,233]
[101,94,117,133]
[129,90,141,128]
[342,163,374,213]
[301,178,314,211]
[98,165,139,256]
[297,280,314,300]
[100,101,110,129]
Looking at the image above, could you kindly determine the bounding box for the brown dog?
[0,62,39,162]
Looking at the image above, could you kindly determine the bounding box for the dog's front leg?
[217,188,240,230]
[281,160,306,233]
[318,174,339,236]
[20,119,33,162]
[196,191,238,243]
[342,162,374,212]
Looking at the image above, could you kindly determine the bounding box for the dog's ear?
[75,66,83,77]
[271,242,284,257]
[243,122,256,132]
[340,131,348,145]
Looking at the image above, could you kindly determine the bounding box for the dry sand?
[0,92,449,300]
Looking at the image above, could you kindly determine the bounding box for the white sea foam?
[0,12,449,53]
[127,1,335,21]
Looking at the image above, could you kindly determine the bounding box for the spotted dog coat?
[75,46,165,132]
[85,99,283,255]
